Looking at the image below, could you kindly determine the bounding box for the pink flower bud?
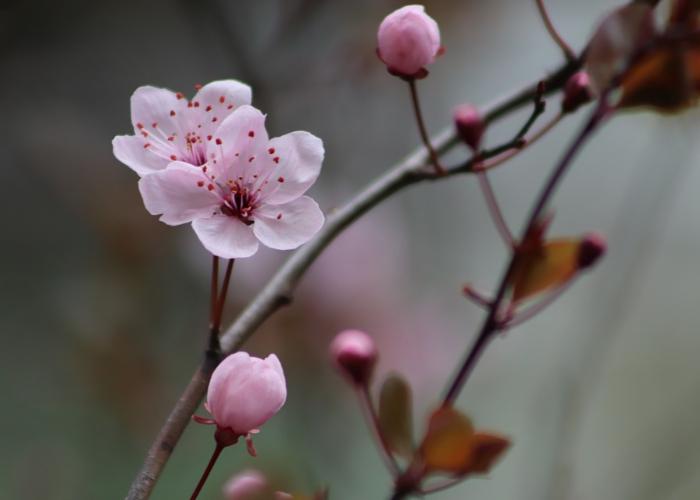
[578,232,607,269]
[223,470,269,500]
[330,329,378,386]
[562,71,594,113]
[377,5,441,79]
[207,352,287,436]
[454,104,486,151]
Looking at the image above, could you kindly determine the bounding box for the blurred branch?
[125,57,580,500]
[535,0,576,61]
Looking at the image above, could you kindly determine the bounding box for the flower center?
[221,185,256,225]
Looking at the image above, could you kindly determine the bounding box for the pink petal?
[138,162,220,225]
[207,105,269,181]
[252,196,324,250]
[261,131,324,205]
[113,134,169,176]
[130,85,188,135]
[218,357,287,433]
[192,215,259,258]
[189,80,252,142]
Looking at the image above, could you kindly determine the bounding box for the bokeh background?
[3,0,700,498]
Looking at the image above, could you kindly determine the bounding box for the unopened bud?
[562,71,594,113]
[330,329,378,386]
[377,5,442,79]
[577,232,607,269]
[454,104,485,152]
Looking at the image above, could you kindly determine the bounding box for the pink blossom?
[223,470,269,499]
[207,352,287,435]
[127,101,325,258]
[113,80,252,176]
[454,104,485,152]
[377,5,441,78]
[330,329,378,386]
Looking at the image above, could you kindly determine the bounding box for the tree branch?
[125,58,580,500]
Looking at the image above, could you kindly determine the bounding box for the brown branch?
[124,58,580,500]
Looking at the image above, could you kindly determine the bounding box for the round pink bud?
[377,5,441,79]
[578,232,607,269]
[562,71,594,113]
[207,352,287,435]
[454,104,486,152]
[223,470,269,500]
[330,329,378,386]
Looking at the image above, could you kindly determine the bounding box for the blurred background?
[2,0,700,498]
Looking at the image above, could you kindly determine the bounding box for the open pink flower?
[206,352,287,436]
[122,101,324,258]
[113,80,252,176]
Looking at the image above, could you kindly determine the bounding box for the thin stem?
[213,259,235,333]
[535,0,576,61]
[476,112,563,173]
[420,477,464,495]
[504,280,576,330]
[358,386,401,477]
[210,255,219,330]
[408,79,444,174]
[189,443,224,500]
[477,171,515,248]
[125,59,581,500]
[443,99,611,405]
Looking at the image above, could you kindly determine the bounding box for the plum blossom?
[113,80,252,176]
[113,83,325,259]
[377,5,442,78]
[330,329,378,386]
[205,352,287,437]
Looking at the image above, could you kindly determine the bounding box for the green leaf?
[378,374,414,459]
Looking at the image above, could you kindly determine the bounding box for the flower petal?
[113,134,169,176]
[252,196,324,250]
[207,105,269,181]
[190,80,253,140]
[130,85,188,134]
[192,215,259,258]
[137,162,220,225]
[261,131,324,204]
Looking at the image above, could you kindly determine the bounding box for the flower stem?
[408,79,444,174]
[477,170,515,249]
[189,443,224,500]
[442,98,611,405]
[357,386,401,477]
[208,258,235,356]
[535,0,576,61]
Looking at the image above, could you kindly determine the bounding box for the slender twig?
[475,112,563,173]
[477,171,515,248]
[358,386,401,477]
[124,59,580,500]
[213,259,235,334]
[503,280,576,330]
[189,443,224,500]
[442,97,612,406]
[210,255,219,329]
[408,79,444,174]
[463,285,493,309]
[535,0,576,61]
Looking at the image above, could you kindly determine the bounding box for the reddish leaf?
[468,432,512,474]
[378,374,414,459]
[585,4,656,93]
[510,239,580,304]
[419,406,475,473]
[618,43,700,111]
